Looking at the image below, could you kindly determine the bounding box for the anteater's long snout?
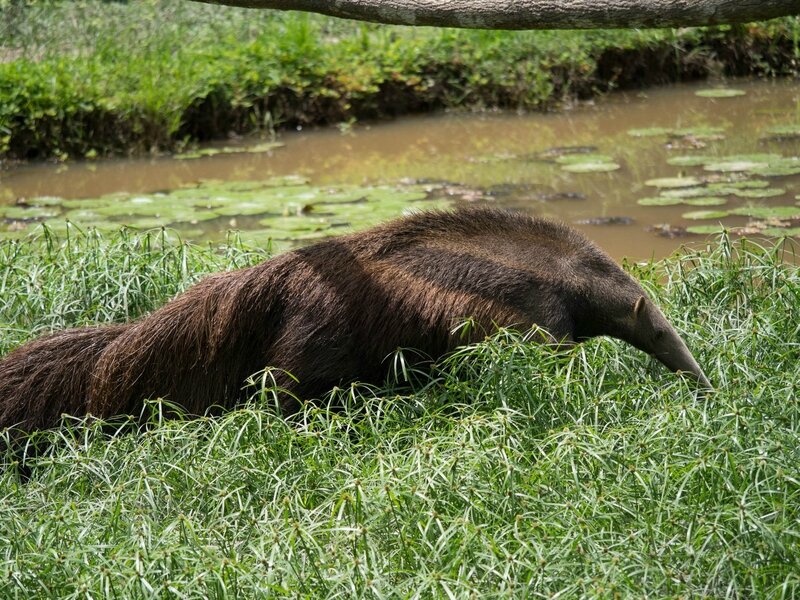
[654,328,712,390]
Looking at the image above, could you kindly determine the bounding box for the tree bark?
[194,0,800,30]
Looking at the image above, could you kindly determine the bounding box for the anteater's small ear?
[633,296,646,319]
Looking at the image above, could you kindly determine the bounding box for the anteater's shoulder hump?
[357,208,575,242]
[360,208,603,259]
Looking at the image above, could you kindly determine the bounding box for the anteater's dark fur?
[0,208,657,433]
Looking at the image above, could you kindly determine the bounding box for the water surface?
[2,79,799,260]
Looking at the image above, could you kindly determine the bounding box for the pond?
[1,78,799,260]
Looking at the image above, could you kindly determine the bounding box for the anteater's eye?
[654,329,666,342]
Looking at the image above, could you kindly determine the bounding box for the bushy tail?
[0,325,129,432]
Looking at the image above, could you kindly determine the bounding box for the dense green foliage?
[1,1,799,159]
[0,227,798,597]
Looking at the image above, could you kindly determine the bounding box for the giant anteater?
[0,208,709,433]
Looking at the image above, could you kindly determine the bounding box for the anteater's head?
[618,294,711,390]
[568,246,711,391]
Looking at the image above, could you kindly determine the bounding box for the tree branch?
[193,0,800,30]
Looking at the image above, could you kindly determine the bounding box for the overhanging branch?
[193,0,800,30]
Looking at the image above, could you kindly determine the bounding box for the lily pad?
[762,227,800,237]
[16,196,65,207]
[682,197,729,206]
[555,153,614,165]
[749,166,800,177]
[645,177,702,188]
[686,224,728,235]
[627,127,673,138]
[682,210,730,220]
[560,161,621,173]
[731,206,800,220]
[660,187,725,199]
[726,153,783,163]
[174,142,284,160]
[666,155,714,167]
[671,127,726,139]
[637,197,684,206]
[695,89,746,98]
[61,197,122,209]
[0,206,60,220]
[707,180,769,190]
[730,188,786,199]
[552,153,608,164]
[64,209,106,222]
[703,160,769,173]
[761,124,800,140]
[639,194,729,206]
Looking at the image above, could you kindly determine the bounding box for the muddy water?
[2,79,800,260]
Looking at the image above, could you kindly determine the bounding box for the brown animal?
[0,208,710,433]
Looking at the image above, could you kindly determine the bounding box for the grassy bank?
[0,227,799,597]
[1,1,799,160]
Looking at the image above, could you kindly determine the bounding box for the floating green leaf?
[671,126,726,139]
[731,188,786,199]
[695,88,746,98]
[725,153,783,163]
[762,124,800,139]
[174,142,284,160]
[704,160,769,173]
[707,180,769,190]
[554,153,614,165]
[748,166,800,177]
[731,206,800,219]
[743,156,800,177]
[637,197,683,206]
[0,205,61,220]
[686,224,728,235]
[554,153,620,173]
[61,197,122,209]
[666,155,713,167]
[645,177,702,188]
[638,196,727,207]
[682,197,729,206]
[18,196,65,207]
[762,227,800,236]
[560,161,621,173]
[661,186,727,199]
[682,210,730,220]
[627,127,673,137]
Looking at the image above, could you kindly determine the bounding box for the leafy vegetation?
[1,1,799,159]
[1,227,799,597]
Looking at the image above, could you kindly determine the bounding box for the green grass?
[1,1,799,159]
[0,226,798,597]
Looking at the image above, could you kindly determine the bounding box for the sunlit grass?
[0,227,798,597]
